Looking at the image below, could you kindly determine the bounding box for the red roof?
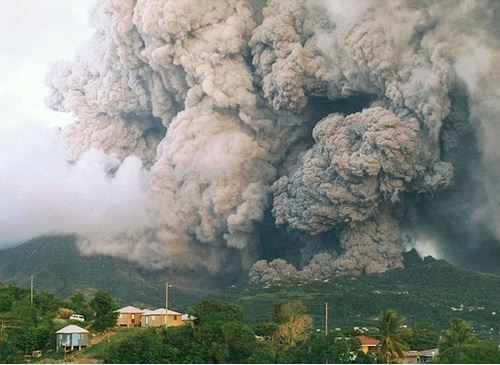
[357,335,380,346]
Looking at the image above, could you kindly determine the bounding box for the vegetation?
[0,285,59,357]
[90,291,118,332]
[439,318,476,354]
[271,301,313,350]
[435,318,500,363]
[103,299,262,363]
[0,235,206,307]
[0,239,499,363]
[225,259,500,342]
[403,323,439,351]
[374,309,411,363]
[102,298,370,364]
[0,284,117,362]
[1,237,499,343]
[0,282,498,363]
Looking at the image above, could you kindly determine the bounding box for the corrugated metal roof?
[142,308,182,316]
[400,350,420,357]
[116,306,144,313]
[56,325,89,334]
[419,349,439,357]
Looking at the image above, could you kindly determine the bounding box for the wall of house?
[141,314,185,328]
[57,333,88,349]
[117,312,142,327]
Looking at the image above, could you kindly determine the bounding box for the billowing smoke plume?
[38,0,500,277]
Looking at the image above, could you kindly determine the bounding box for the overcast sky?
[0,0,95,128]
[0,1,148,249]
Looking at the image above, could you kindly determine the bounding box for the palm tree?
[438,318,476,355]
[375,309,411,363]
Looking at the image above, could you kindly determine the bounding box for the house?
[418,348,439,363]
[56,325,89,351]
[116,306,144,327]
[181,313,196,326]
[357,335,380,354]
[140,308,185,327]
[395,350,420,364]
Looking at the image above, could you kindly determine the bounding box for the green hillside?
[0,235,207,310]
[0,236,499,342]
[224,259,500,341]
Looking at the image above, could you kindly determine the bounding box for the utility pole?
[325,302,328,335]
[30,275,34,306]
[165,281,169,329]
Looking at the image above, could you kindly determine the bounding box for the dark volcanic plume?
[39,0,500,279]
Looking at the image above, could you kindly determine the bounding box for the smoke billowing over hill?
[3,0,499,279]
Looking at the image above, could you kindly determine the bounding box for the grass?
[78,327,144,359]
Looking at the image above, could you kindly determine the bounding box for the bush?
[0,341,22,363]
[104,330,165,363]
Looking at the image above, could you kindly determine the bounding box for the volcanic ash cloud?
[43,0,500,277]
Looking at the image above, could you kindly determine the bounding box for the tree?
[191,298,243,324]
[0,340,22,363]
[252,322,277,338]
[247,340,277,363]
[375,309,411,363]
[33,292,60,313]
[405,323,439,350]
[104,329,165,363]
[192,320,257,363]
[438,318,476,356]
[272,301,307,324]
[282,333,362,363]
[89,291,117,332]
[161,325,197,363]
[68,293,92,319]
[272,301,313,350]
[435,340,500,363]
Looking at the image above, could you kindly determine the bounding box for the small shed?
[56,325,89,351]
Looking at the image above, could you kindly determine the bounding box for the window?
[173,315,178,320]
[131,314,135,319]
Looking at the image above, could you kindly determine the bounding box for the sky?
[0,1,150,249]
[0,0,95,128]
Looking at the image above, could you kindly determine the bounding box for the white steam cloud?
[0,124,150,246]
